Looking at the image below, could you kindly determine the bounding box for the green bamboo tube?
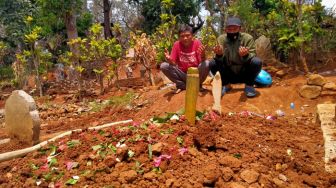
[185,67,199,125]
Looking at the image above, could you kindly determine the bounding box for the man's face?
[179,31,193,47]
[225,25,241,33]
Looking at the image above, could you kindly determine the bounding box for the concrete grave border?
[0,119,133,163]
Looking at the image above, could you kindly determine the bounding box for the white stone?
[5,90,40,145]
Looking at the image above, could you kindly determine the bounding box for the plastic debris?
[170,114,180,122]
[276,110,285,117]
[228,112,235,116]
[290,102,295,109]
[36,180,42,186]
[287,149,292,156]
[266,115,276,120]
[240,111,252,116]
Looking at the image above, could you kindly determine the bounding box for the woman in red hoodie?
[160,24,210,94]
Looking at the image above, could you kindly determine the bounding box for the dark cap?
[226,17,242,27]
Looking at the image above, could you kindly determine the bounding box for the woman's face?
[179,31,193,47]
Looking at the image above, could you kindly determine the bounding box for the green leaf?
[278,36,288,41]
[49,145,57,156]
[92,145,102,151]
[176,136,184,145]
[233,153,242,159]
[67,140,81,148]
[196,110,206,121]
[65,178,78,185]
[128,150,135,158]
[98,150,107,158]
[30,163,39,170]
[43,172,52,181]
[108,144,117,153]
[98,130,105,135]
[48,158,58,167]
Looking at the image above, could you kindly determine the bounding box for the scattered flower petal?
[58,144,67,151]
[132,122,140,127]
[153,157,162,167]
[40,163,49,171]
[65,162,79,171]
[178,147,188,155]
[160,155,172,160]
[72,176,79,180]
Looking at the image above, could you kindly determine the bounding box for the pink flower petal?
[178,148,188,155]
[58,144,67,152]
[132,122,140,127]
[65,162,76,171]
[153,157,162,167]
[160,154,172,160]
[40,163,49,171]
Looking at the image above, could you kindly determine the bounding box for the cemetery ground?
[0,64,336,187]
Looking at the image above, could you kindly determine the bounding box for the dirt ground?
[0,65,336,187]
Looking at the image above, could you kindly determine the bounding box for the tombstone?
[55,63,65,82]
[317,103,336,173]
[66,65,76,81]
[212,72,222,114]
[5,90,40,145]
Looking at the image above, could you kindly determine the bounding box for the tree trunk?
[64,11,79,53]
[32,44,43,97]
[297,0,309,74]
[103,0,113,39]
[64,11,82,99]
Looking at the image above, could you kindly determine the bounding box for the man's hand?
[238,46,249,57]
[213,44,224,56]
[164,49,175,65]
[197,45,206,60]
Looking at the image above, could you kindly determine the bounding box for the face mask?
[227,32,239,41]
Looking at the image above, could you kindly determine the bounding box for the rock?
[116,146,129,161]
[152,142,164,154]
[307,74,327,86]
[202,164,220,185]
[323,82,336,91]
[219,156,242,168]
[301,164,316,175]
[299,85,322,99]
[221,167,234,182]
[276,70,287,78]
[166,179,175,187]
[5,90,40,145]
[119,170,137,183]
[188,147,199,157]
[143,171,157,180]
[227,182,246,188]
[258,174,272,187]
[272,178,285,187]
[275,163,282,171]
[249,183,262,188]
[240,169,260,184]
[278,174,288,182]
